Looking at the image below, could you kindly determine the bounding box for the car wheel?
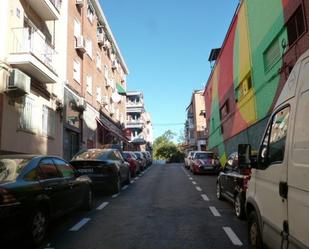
[111,175,121,194]
[234,193,245,219]
[28,208,48,246]
[81,187,93,211]
[216,181,223,200]
[248,211,263,249]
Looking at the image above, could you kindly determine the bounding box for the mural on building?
[204,0,309,165]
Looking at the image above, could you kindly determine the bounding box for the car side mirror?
[238,144,251,168]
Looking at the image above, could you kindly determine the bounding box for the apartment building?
[125,91,153,151]
[185,90,207,152]
[60,0,129,160]
[204,0,309,165]
[0,0,63,155]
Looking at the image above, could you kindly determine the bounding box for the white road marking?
[130,180,135,184]
[122,185,128,190]
[96,201,109,210]
[192,181,197,185]
[135,177,139,180]
[223,227,243,246]
[189,177,193,180]
[196,186,202,191]
[69,218,91,231]
[201,194,209,201]
[112,194,119,198]
[209,206,221,217]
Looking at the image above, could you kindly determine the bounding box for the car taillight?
[243,176,251,190]
[243,168,252,175]
[0,188,16,204]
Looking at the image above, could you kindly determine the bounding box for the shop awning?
[116,83,126,95]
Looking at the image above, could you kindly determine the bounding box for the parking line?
[192,181,197,185]
[122,185,128,190]
[209,206,221,217]
[196,186,202,191]
[96,201,109,210]
[201,194,209,201]
[223,227,243,246]
[69,218,91,231]
[112,194,119,198]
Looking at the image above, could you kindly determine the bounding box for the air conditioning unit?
[75,36,86,53]
[101,96,109,106]
[103,39,111,49]
[76,0,84,6]
[76,97,87,111]
[97,27,105,45]
[6,69,30,97]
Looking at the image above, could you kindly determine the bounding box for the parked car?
[241,50,309,249]
[190,151,220,174]
[216,151,256,219]
[142,151,152,166]
[184,151,196,169]
[123,151,139,177]
[145,151,153,165]
[70,149,131,194]
[0,155,92,246]
[133,151,147,171]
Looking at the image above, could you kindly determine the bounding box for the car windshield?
[72,149,109,160]
[134,153,141,159]
[0,158,31,182]
[195,153,214,159]
[123,153,130,159]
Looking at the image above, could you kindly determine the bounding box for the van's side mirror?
[238,144,251,167]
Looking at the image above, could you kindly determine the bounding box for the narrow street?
[32,163,248,249]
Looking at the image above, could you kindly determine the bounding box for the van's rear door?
[289,56,309,248]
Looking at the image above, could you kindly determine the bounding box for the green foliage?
[153,130,185,163]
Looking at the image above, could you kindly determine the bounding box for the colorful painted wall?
[204,0,309,165]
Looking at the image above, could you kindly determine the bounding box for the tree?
[153,130,185,162]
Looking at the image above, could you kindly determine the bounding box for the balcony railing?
[10,27,57,73]
[49,0,61,10]
[126,100,144,107]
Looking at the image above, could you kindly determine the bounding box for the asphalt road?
[4,163,248,249]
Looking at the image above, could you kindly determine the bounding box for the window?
[264,38,280,72]
[96,53,101,70]
[87,2,95,23]
[96,87,101,102]
[42,105,55,137]
[53,158,75,178]
[73,18,81,37]
[20,97,35,131]
[73,59,81,83]
[235,74,252,100]
[86,76,92,95]
[287,5,305,46]
[24,168,39,181]
[260,107,290,166]
[39,159,59,179]
[85,38,93,58]
[220,100,229,120]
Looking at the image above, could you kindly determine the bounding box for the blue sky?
[100,0,239,141]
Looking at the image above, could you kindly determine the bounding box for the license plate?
[78,168,93,173]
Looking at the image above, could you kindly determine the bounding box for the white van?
[239,49,309,249]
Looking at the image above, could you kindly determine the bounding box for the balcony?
[126,119,144,129]
[8,27,58,83]
[26,0,61,20]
